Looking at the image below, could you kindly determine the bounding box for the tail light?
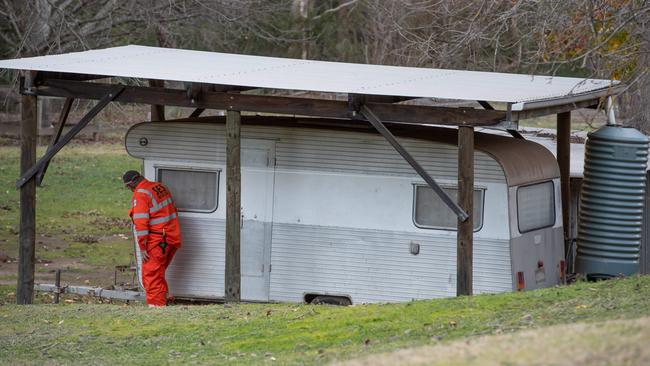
[560,260,566,283]
[517,271,525,291]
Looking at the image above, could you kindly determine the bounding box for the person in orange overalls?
[123,170,182,307]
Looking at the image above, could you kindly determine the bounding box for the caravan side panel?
[126,123,506,184]
[270,224,512,303]
[166,217,225,298]
[126,122,513,302]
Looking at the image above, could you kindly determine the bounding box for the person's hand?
[142,250,150,262]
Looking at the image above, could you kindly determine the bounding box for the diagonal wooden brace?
[359,104,469,222]
[189,108,205,118]
[36,97,74,186]
[16,86,124,189]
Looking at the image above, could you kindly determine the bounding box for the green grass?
[37,238,133,268]
[1,275,650,365]
[0,144,139,264]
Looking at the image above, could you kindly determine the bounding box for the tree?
[2,0,649,129]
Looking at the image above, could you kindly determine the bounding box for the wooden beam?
[507,129,525,139]
[557,111,571,256]
[16,86,124,188]
[225,110,241,302]
[36,71,109,83]
[513,99,599,120]
[18,91,37,304]
[360,105,468,221]
[36,97,73,186]
[34,79,506,126]
[210,85,255,93]
[477,100,494,110]
[457,126,474,296]
[148,79,165,121]
[189,108,205,118]
[364,95,414,104]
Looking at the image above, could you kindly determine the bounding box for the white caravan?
[125,117,564,304]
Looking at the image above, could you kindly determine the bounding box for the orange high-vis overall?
[128,178,182,306]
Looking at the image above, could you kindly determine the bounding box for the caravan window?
[413,185,484,231]
[517,181,555,233]
[157,168,219,213]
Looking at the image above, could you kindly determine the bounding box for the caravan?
[126,117,564,304]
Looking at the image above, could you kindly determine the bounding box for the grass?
[341,316,650,366]
[0,143,139,266]
[1,275,649,365]
[37,239,133,268]
[519,108,607,131]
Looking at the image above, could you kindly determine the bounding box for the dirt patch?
[73,234,100,244]
[334,317,650,366]
[0,257,134,288]
[61,209,103,218]
[0,234,136,288]
[0,253,15,263]
[90,216,130,230]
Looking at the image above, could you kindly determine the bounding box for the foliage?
[2,1,650,128]
[0,275,649,365]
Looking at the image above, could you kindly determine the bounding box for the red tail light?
[560,260,566,283]
[517,271,525,291]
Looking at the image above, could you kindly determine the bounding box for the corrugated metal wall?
[166,217,225,298]
[270,223,511,303]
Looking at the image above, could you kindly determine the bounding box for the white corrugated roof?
[0,45,619,106]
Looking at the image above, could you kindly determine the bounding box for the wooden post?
[225,110,241,302]
[557,112,571,256]
[17,92,37,304]
[457,126,474,296]
[148,79,165,121]
[54,269,61,304]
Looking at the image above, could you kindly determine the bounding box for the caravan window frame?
[516,180,556,233]
[412,184,485,232]
[155,166,221,213]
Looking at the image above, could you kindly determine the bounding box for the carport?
[0,45,620,304]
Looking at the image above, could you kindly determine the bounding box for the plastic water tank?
[576,125,649,277]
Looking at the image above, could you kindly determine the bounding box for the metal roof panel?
[0,45,619,105]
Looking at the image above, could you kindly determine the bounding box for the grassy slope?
[338,316,650,366]
[1,275,650,365]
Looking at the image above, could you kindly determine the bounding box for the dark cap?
[122,170,141,184]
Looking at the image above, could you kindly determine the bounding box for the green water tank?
[576,125,649,277]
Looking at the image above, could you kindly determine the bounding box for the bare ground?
[335,316,650,366]
[0,234,137,288]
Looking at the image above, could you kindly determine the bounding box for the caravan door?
[240,139,275,301]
